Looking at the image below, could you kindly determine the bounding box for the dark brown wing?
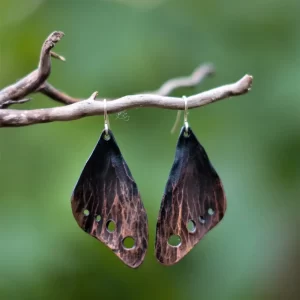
[71,129,148,268]
[155,126,226,266]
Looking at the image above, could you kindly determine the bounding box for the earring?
[71,98,148,268]
[155,96,227,266]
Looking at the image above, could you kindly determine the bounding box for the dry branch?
[0,75,252,127]
[0,31,253,128]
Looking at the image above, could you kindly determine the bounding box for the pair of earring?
[71,97,227,268]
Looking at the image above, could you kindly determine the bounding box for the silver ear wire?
[183,96,189,132]
[170,110,182,134]
[104,99,110,134]
[170,95,189,134]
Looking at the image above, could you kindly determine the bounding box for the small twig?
[0,98,32,107]
[37,82,81,105]
[0,75,252,127]
[152,64,215,96]
[0,31,64,108]
[50,51,66,62]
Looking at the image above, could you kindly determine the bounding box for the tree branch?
[0,31,253,128]
[0,74,252,127]
[0,31,64,108]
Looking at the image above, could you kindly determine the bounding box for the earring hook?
[183,96,189,132]
[170,95,189,134]
[104,99,110,134]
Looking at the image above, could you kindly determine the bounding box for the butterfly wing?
[71,129,148,268]
[155,126,226,265]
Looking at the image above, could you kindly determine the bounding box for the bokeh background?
[1,0,300,299]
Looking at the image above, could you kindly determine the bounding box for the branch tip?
[43,31,64,55]
[193,63,215,76]
[48,31,64,44]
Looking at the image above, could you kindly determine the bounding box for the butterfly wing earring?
[71,97,148,268]
[155,96,226,266]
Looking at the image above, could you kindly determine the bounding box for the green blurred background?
[1,0,300,299]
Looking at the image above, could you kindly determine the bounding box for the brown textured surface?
[71,129,148,268]
[155,126,226,266]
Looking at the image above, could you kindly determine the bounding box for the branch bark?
[0,74,252,127]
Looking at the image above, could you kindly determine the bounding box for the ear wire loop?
[104,99,110,134]
[183,96,189,132]
[170,96,189,134]
[170,110,182,134]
